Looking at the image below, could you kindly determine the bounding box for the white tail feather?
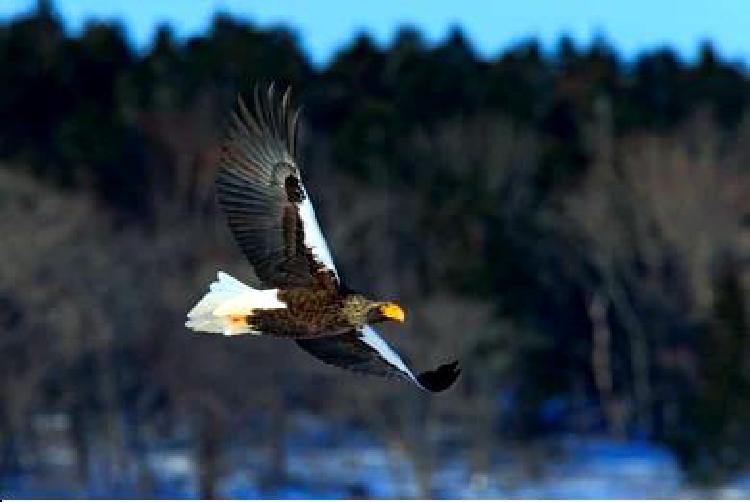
[185,272,286,336]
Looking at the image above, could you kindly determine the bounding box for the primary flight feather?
[186,83,460,393]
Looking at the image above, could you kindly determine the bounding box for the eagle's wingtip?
[416,360,461,393]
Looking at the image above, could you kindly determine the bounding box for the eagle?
[186,84,460,393]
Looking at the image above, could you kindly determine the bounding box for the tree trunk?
[198,411,222,499]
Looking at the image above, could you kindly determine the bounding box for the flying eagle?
[186,84,460,393]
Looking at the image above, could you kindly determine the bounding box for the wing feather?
[216,84,338,288]
[296,326,461,392]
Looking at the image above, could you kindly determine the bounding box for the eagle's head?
[343,295,406,326]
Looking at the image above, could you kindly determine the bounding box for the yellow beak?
[379,303,405,323]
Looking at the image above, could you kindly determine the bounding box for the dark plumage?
[186,83,460,393]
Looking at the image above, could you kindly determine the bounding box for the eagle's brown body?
[251,276,346,338]
[251,278,401,339]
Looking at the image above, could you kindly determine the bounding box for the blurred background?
[0,0,748,498]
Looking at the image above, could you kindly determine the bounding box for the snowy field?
[2,413,749,499]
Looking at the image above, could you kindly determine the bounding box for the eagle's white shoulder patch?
[298,184,339,280]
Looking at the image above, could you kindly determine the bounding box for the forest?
[0,1,748,498]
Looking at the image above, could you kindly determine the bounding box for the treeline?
[0,1,748,495]
[3,2,748,210]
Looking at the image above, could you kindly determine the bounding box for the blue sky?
[2,0,749,66]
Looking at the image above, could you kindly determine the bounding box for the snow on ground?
[2,414,750,498]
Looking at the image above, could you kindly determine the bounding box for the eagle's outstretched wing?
[217,84,338,288]
[296,326,461,393]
